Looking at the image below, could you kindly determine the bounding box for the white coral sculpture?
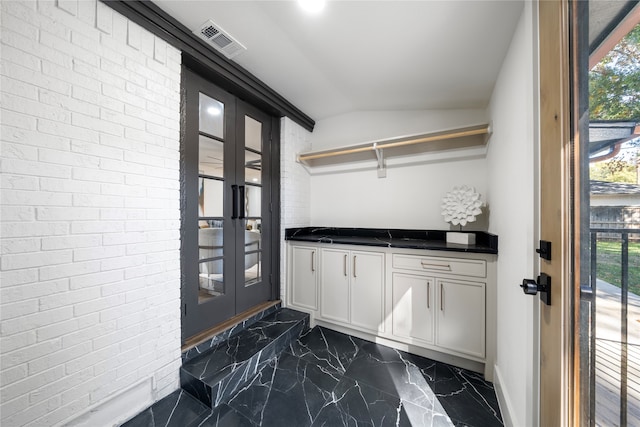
[441,185,483,227]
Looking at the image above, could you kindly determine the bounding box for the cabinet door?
[350,251,384,333]
[320,248,350,323]
[436,278,485,358]
[391,273,434,344]
[291,246,318,310]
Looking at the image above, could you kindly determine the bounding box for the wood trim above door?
[538,0,575,425]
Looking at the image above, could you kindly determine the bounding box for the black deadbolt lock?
[520,273,551,305]
[536,240,552,261]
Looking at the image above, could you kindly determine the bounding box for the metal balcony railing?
[586,228,640,427]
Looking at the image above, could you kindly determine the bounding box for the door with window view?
[539,1,640,425]
[575,3,640,426]
[181,68,275,341]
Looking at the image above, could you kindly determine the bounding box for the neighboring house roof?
[589,121,639,159]
[591,180,640,195]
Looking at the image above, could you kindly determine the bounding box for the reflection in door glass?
[197,92,225,304]
[245,115,262,152]
[245,185,261,218]
[199,93,224,138]
[198,227,225,301]
[199,135,224,178]
[199,178,224,218]
[244,227,261,287]
[245,150,262,184]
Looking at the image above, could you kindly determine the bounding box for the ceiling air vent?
[195,20,246,59]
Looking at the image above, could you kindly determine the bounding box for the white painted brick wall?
[0,1,182,425]
[279,117,312,302]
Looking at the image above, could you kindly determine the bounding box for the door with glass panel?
[538,2,639,425]
[573,3,640,426]
[182,68,274,339]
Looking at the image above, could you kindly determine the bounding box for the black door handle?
[238,185,245,219]
[520,273,551,305]
[231,185,238,219]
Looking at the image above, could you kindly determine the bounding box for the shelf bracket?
[373,143,386,178]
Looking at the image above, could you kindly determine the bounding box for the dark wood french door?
[182,67,276,341]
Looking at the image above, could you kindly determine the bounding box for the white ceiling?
[153,0,524,121]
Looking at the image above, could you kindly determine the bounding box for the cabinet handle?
[440,283,444,311]
[311,251,315,272]
[353,256,357,278]
[421,261,451,271]
[427,282,430,309]
[344,254,347,276]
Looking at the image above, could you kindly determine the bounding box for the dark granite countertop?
[285,227,498,254]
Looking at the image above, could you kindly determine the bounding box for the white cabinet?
[388,253,488,360]
[350,250,385,333]
[391,273,434,344]
[320,248,350,323]
[436,278,485,358]
[390,273,485,358]
[288,242,495,380]
[290,246,318,310]
[320,248,384,333]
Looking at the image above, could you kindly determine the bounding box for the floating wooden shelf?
[297,123,491,176]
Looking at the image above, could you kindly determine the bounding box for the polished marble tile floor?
[124,326,503,427]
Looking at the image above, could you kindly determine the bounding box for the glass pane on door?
[199,178,224,218]
[199,93,224,138]
[197,92,226,302]
[243,115,262,287]
[198,257,224,299]
[245,115,262,152]
[576,5,640,425]
[245,185,261,218]
[245,150,262,184]
[244,227,261,286]
[199,136,224,178]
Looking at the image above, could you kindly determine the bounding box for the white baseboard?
[60,378,156,427]
[493,364,516,427]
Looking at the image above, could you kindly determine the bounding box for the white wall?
[0,1,182,425]
[310,109,487,149]
[310,158,488,229]
[309,110,489,229]
[280,117,312,301]
[486,3,538,426]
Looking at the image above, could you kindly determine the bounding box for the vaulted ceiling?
[153,1,524,121]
